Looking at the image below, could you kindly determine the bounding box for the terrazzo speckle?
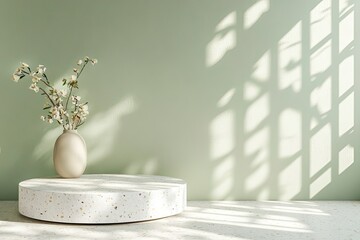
[18,174,187,224]
[1,201,359,240]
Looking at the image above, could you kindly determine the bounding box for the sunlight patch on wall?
[339,56,354,97]
[310,0,331,49]
[210,110,234,160]
[310,123,331,178]
[206,12,236,67]
[215,11,236,31]
[310,77,331,116]
[279,109,302,159]
[244,0,269,29]
[244,82,261,101]
[251,50,270,82]
[279,157,301,200]
[245,161,270,194]
[143,158,158,175]
[278,21,302,92]
[84,96,137,165]
[310,168,331,198]
[244,127,269,195]
[339,92,354,136]
[123,158,159,175]
[217,88,236,108]
[213,156,234,186]
[245,127,269,168]
[339,9,354,53]
[278,109,302,200]
[123,161,141,174]
[309,0,332,136]
[339,0,353,14]
[338,145,354,175]
[310,41,332,78]
[246,49,270,108]
[211,156,234,199]
[33,128,62,165]
[339,0,354,12]
[310,117,319,131]
[257,189,270,200]
[210,106,235,199]
[244,93,269,133]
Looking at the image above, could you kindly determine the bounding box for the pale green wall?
[0,0,359,200]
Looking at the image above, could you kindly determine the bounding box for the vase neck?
[63,130,78,134]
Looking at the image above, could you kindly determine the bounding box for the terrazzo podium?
[18,174,187,224]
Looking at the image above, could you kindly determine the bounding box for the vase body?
[53,130,87,178]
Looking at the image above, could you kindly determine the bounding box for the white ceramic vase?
[53,130,87,178]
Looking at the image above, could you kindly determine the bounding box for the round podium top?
[19,174,186,194]
[19,174,187,224]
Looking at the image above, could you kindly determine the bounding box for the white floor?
[0,201,359,240]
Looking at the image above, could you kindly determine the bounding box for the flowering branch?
[65,86,74,113]
[12,57,97,130]
[39,87,56,107]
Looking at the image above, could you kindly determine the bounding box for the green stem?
[43,73,50,84]
[39,88,66,130]
[77,60,89,78]
[40,79,53,89]
[64,60,89,124]
[64,61,88,111]
[75,120,85,130]
[65,87,73,113]
[39,87,56,107]
[57,120,66,130]
[74,99,79,113]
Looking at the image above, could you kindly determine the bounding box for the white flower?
[68,79,78,87]
[59,90,67,97]
[73,68,78,73]
[12,74,21,82]
[40,116,46,121]
[71,75,77,80]
[82,104,88,111]
[21,62,29,68]
[13,69,21,75]
[91,59,98,65]
[72,114,81,125]
[12,67,23,82]
[30,72,39,78]
[47,118,53,124]
[78,104,89,116]
[32,75,41,83]
[71,95,81,104]
[50,105,68,122]
[84,56,90,61]
[77,60,83,65]
[58,105,66,115]
[50,106,62,120]
[49,90,57,100]
[37,65,46,74]
[50,88,66,100]
[50,106,57,114]
[29,83,39,93]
